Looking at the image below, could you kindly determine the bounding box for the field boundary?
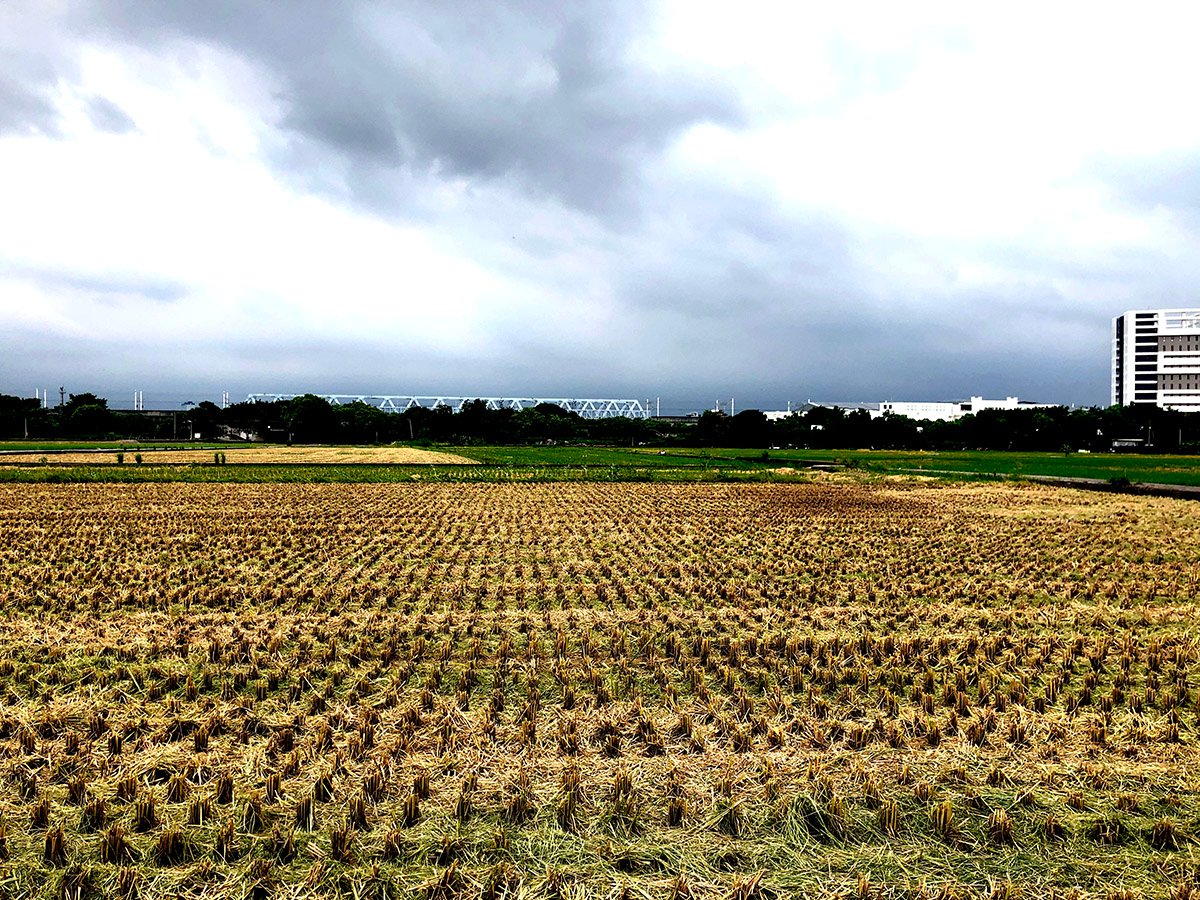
[887,466,1200,500]
[0,445,229,455]
[1023,473,1200,499]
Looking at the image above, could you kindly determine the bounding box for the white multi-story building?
[795,396,1056,422]
[876,401,963,421]
[1112,309,1200,411]
[877,396,1055,422]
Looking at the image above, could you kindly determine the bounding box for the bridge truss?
[246,394,650,420]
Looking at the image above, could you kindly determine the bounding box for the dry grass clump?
[0,479,1194,897]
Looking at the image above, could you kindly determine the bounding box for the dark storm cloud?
[602,197,1116,405]
[620,185,857,319]
[76,0,742,215]
[0,322,619,409]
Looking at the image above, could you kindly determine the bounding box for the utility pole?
[59,386,65,407]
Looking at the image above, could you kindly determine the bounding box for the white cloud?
[0,45,534,357]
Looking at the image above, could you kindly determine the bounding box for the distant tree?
[190,401,224,440]
[429,404,456,440]
[589,415,652,445]
[514,403,582,442]
[0,394,46,439]
[771,411,810,447]
[695,410,729,446]
[223,400,286,441]
[284,394,338,443]
[63,393,111,438]
[397,405,439,441]
[842,409,874,447]
[455,399,497,441]
[64,392,107,412]
[801,406,845,449]
[728,409,769,447]
[335,401,394,443]
[872,412,922,449]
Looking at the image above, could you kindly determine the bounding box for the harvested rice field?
[0,446,476,466]
[0,479,1197,899]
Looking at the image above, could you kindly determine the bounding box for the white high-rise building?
[1112,309,1200,411]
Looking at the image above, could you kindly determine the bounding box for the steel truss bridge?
[246,394,650,420]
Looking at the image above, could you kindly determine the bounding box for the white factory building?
[1112,308,1200,412]
[877,396,1055,422]
[764,396,1057,423]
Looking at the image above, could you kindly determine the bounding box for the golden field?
[0,446,477,466]
[0,479,1195,898]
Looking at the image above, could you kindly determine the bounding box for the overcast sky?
[2,2,1198,412]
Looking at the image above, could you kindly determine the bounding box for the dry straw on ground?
[0,445,477,465]
[0,479,1195,898]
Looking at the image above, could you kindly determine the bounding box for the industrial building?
[798,396,1056,422]
[878,396,1056,422]
[1112,308,1200,412]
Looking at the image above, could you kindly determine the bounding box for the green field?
[659,448,1200,486]
[450,446,1200,485]
[441,445,712,466]
[4,443,1200,488]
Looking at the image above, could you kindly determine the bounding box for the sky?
[2,2,1198,413]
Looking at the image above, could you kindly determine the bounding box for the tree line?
[1,392,1196,453]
